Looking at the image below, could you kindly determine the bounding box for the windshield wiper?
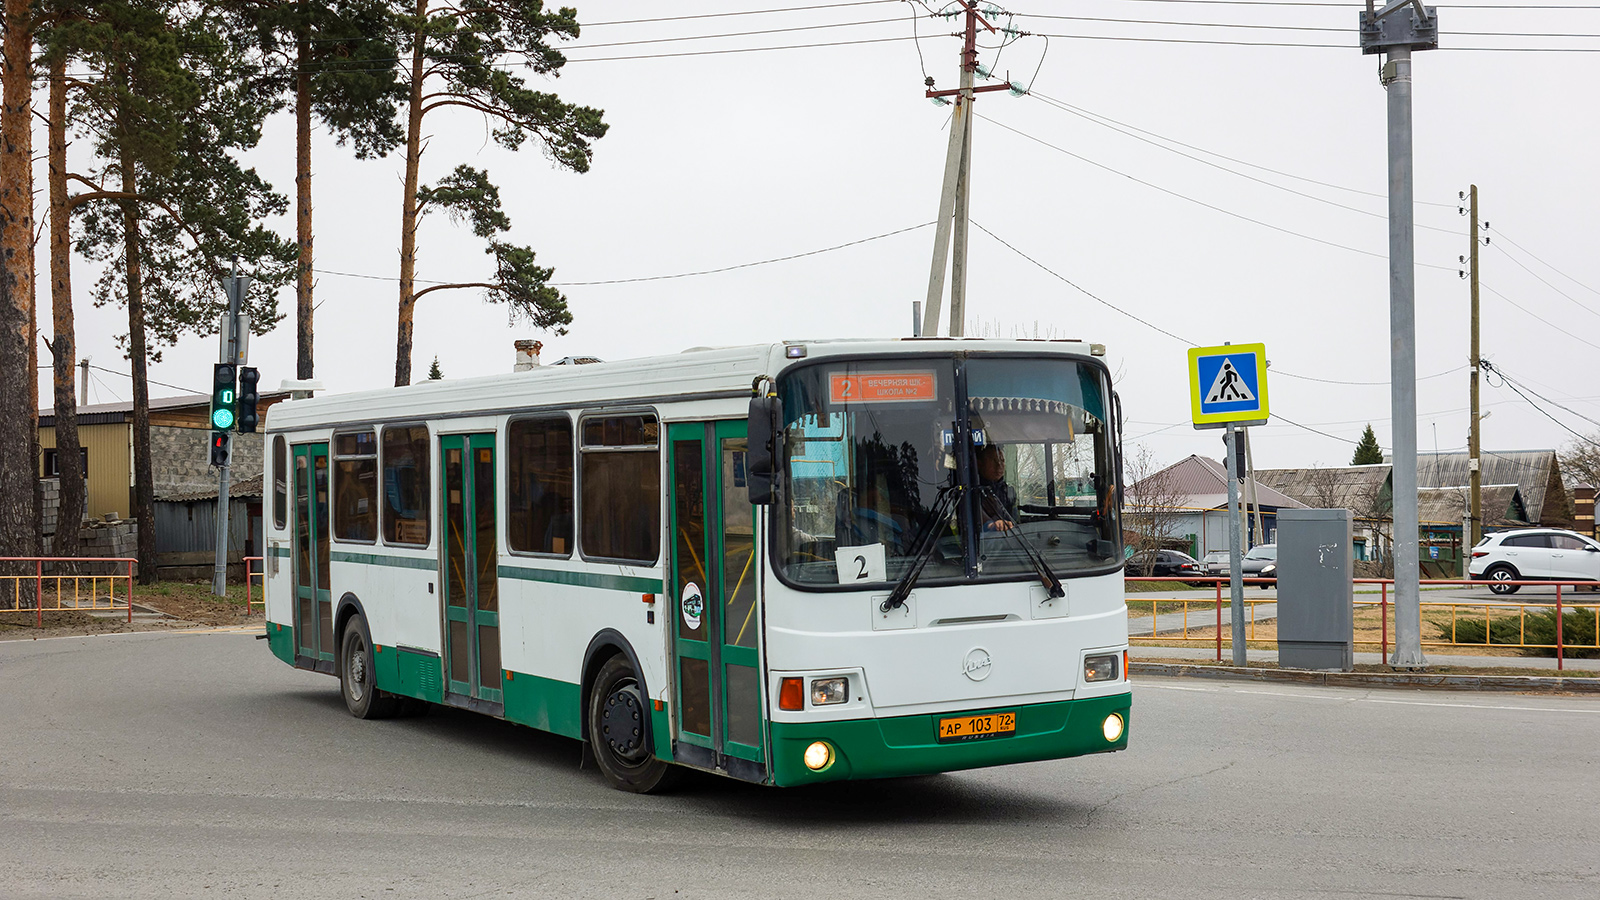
[983,487,1065,600]
[880,485,962,613]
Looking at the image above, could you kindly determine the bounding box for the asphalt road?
[3,628,1598,899]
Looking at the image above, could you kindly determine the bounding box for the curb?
[1131,661,1600,694]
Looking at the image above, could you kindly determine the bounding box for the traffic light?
[237,366,260,433]
[210,363,236,430]
[210,431,230,467]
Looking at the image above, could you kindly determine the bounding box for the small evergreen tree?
[427,356,443,380]
[1352,425,1383,465]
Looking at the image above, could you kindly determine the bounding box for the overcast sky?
[41,1,1600,474]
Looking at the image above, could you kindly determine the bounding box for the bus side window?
[382,425,430,546]
[272,435,287,530]
[579,414,660,564]
[508,417,574,556]
[334,431,378,543]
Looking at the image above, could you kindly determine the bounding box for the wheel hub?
[600,683,646,761]
[349,648,367,701]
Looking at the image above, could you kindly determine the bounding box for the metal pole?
[1245,427,1265,544]
[912,300,923,337]
[212,262,243,597]
[1468,184,1482,549]
[1226,423,1246,666]
[1385,46,1425,667]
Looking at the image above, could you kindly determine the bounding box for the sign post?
[1188,343,1270,666]
[212,264,252,597]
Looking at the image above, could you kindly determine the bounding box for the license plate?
[937,711,1016,743]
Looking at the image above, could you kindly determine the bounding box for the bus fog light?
[1103,713,1125,742]
[1084,654,1119,682]
[810,677,848,706]
[803,741,834,771]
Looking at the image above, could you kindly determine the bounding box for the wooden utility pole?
[921,1,1012,338]
[1467,184,1482,548]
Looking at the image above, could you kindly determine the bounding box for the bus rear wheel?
[340,616,399,719]
[587,655,676,793]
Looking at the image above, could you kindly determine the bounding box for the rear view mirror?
[747,393,781,506]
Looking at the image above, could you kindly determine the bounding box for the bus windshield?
[775,356,1120,588]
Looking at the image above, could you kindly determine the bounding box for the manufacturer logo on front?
[962,647,992,682]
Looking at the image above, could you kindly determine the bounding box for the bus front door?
[440,434,502,707]
[291,443,333,671]
[668,420,764,779]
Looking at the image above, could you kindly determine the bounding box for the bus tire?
[340,615,399,719]
[587,654,676,793]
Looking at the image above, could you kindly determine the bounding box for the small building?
[1256,464,1393,561]
[39,392,287,525]
[1409,449,1573,530]
[1126,454,1308,557]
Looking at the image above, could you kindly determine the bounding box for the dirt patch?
[0,580,263,641]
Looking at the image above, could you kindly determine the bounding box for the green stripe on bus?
[329,551,439,572]
[269,546,291,559]
[502,671,582,739]
[497,565,662,594]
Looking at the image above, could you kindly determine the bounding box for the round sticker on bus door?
[682,583,704,631]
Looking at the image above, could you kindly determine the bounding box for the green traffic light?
[212,408,235,429]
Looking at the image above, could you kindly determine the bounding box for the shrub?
[1444,607,1600,658]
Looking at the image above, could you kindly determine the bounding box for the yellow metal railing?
[0,557,136,625]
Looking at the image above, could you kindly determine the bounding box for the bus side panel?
[498,567,667,744]
[361,559,445,703]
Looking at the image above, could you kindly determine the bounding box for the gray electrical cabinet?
[1276,508,1354,671]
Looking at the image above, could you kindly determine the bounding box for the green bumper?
[768,691,1132,786]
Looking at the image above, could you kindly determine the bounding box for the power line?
[559,16,909,51]
[1025,32,1600,52]
[1066,1,1600,9]
[312,222,934,289]
[970,219,1458,389]
[1484,361,1600,431]
[583,0,902,28]
[975,112,1458,271]
[1483,361,1600,446]
[564,33,922,62]
[1487,228,1600,298]
[1487,241,1600,321]
[547,222,934,285]
[1026,92,1462,230]
[88,364,205,396]
[1028,91,1459,209]
[1480,282,1600,352]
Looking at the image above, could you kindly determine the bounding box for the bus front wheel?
[340,616,399,719]
[587,655,676,793]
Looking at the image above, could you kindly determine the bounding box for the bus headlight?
[1103,713,1125,742]
[810,677,848,706]
[803,741,834,771]
[1084,653,1120,682]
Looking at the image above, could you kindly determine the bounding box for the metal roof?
[1402,449,1560,523]
[1136,455,1309,511]
[156,474,264,503]
[1255,464,1392,513]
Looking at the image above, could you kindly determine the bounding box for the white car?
[1467,528,1600,595]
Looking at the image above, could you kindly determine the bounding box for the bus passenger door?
[668,421,764,778]
[291,443,333,670]
[440,434,502,706]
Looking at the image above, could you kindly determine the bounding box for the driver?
[975,444,1018,532]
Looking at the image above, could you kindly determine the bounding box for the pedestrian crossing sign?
[1188,343,1269,428]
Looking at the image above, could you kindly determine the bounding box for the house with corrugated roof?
[1126,454,1308,557]
[1408,449,1572,530]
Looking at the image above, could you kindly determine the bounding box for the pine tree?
[388,0,607,386]
[427,356,443,380]
[63,2,295,581]
[1352,425,1384,466]
[238,0,406,380]
[0,0,40,558]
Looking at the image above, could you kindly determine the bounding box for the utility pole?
[78,357,89,403]
[1465,184,1482,549]
[921,1,1012,338]
[1361,0,1437,668]
[1245,427,1266,545]
[212,262,250,597]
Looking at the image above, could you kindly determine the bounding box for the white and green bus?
[262,339,1130,791]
